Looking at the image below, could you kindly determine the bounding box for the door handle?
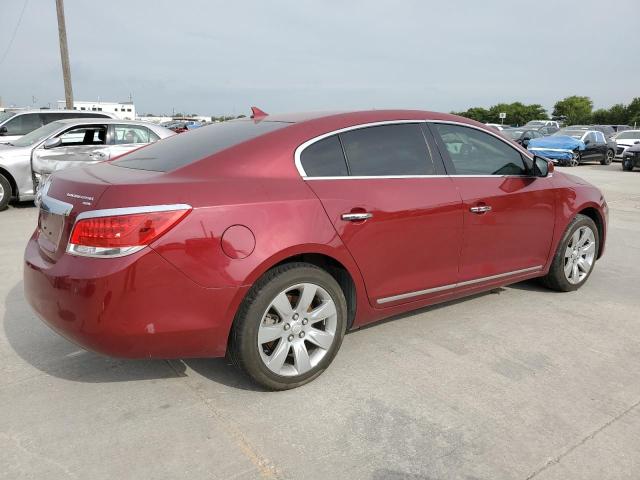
[469,205,492,214]
[341,212,373,221]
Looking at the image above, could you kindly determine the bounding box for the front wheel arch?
[577,207,605,259]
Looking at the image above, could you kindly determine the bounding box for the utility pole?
[55,0,74,109]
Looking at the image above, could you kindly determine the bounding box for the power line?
[0,0,29,67]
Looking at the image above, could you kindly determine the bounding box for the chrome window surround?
[294,119,536,180]
[377,265,543,305]
[67,203,192,258]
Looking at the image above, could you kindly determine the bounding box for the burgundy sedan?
[24,110,608,390]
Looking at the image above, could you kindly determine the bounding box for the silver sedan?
[0,118,174,210]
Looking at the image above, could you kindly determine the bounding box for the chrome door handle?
[341,212,373,221]
[469,205,492,214]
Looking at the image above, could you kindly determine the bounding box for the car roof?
[53,118,159,127]
[6,109,114,115]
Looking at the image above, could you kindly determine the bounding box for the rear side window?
[434,123,526,175]
[113,120,289,172]
[2,113,43,136]
[300,135,348,177]
[339,123,434,176]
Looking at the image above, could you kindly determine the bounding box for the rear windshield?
[112,119,289,172]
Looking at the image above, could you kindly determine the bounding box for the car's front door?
[429,122,555,283]
[299,122,463,307]
[32,125,110,181]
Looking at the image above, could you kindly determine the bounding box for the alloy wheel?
[563,226,596,284]
[606,150,614,164]
[258,283,338,377]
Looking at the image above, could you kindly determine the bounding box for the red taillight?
[68,208,190,256]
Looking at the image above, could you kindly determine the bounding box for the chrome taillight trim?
[74,204,192,221]
[67,204,192,259]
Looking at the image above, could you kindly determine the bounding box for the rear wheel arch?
[247,251,358,329]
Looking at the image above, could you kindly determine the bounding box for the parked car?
[0,109,116,145]
[162,120,203,133]
[500,127,543,147]
[537,125,560,136]
[612,130,640,159]
[524,120,560,129]
[528,128,612,166]
[0,119,173,210]
[610,125,631,133]
[621,142,640,171]
[570,124,616,138]
[485,123,507,131]
[24,110,607,390]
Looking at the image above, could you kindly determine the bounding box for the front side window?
[594,132,606,144]
[339,123,434,176]
[113,125,157,144]
[2,113,43,136]
[58,126,107,146]
[583,132,597,144]
[434,123,527,175]
[300,135,348,177]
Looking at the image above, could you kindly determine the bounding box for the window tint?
[584,132,597,144]
[300,135,348,177]
[3,113,43,136]
[434,123,526,175]
[339,124,433,176]
[58,126,107,146]
[113,119,288,172]
[594,132,606,144]
[113,125,157,144]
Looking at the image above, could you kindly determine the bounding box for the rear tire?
[540,214,599,292]
[622,158,634,171]
[229,262,347,390]
[0,173,12,211]
[601,149,614,165]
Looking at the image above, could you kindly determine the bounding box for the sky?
[0,0,638,117]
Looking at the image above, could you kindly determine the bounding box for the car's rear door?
[107,124,160,159]
[299,121,463,307]
[429,122,555,283]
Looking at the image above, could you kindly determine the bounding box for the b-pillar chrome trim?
[376,265,544,305]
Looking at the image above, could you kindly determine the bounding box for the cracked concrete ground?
[1,163,640,480]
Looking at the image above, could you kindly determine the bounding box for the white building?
[56,100,136,120]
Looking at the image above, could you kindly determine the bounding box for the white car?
[612,130,640,159]
[0,109,116,144]
[0,119,173,210]
[524,120,560,129]
[485,123,507,131]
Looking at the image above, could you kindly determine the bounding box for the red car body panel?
[23,110,608,359]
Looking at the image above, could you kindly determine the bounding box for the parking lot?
[1,163,639,480]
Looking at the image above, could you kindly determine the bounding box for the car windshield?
[555,129,585,140]
[616,131,640,140]
[0,111,16,123]
[11,121,65,147]
[503,129,524,139]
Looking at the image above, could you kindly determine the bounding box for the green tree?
[553,96,593,125]
[626,97,640,127]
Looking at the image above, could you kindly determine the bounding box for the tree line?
[452,96,640,127]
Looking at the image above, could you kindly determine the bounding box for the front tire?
[622,158,634,171]
[540,214,598,292]
[0,173,12,211]
[229,262,347,390]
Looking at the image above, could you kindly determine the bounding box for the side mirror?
[0,126,7,135]
[584,139,591,145]
[43,137,62,149]
[533,155,553,177]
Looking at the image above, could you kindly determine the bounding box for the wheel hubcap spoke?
[292,342,312,374]
[258,324,284,344]
[267,340,290,372]
[271,292,294,318]
[297,283,317,313]
[308,301,337,323]
[306,328,335,350]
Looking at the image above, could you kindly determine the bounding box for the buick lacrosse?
[24,109,608,389]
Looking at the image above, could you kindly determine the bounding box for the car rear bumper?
[23,234,244,359]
